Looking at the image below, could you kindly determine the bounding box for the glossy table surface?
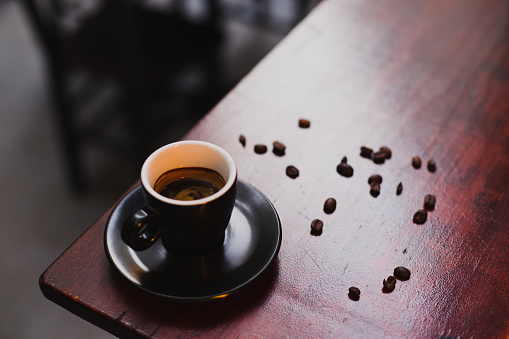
[40,0,509,337]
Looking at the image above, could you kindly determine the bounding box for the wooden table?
[40,0,509,337]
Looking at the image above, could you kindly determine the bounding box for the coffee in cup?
[154,167,225,201]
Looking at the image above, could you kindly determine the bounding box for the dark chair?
[21,0,224,191]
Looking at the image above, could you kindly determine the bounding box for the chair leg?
[21,0,86,191]
[49,65,86,192]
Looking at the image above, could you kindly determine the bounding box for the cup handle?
[121,208,163,251]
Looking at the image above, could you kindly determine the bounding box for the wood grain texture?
[40,0,509,337]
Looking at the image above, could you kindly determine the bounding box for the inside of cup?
[141,141,236,204]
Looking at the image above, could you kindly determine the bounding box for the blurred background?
[0,0,319,337]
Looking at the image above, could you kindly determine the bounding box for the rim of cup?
[141,141,237,206]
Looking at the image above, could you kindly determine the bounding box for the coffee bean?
[370,181,380,198]
[368,174,383,185]
[323,198,337,214]
[299,119,311,128]
[379,146,392,159]
[413,209,427,224]
[341,156,347,164]
[337,163,354,177]
[360,146,373,159]
[372,151,386,164]
[393,266,411,281]
[310,219,323,235]
[239,134,246,147]
[383,276,396,292]
[396,182,403,195]
[412,156,422,169]
[427,159,437,173]
[424,194,436,211]
[348,286,361,296]
[286,165,299,179]
[254,144,267,154]
[272,141,286,156]
[348,287,361,301]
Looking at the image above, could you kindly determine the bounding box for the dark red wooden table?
[40,0,509,337]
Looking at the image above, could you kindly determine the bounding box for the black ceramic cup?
[122,141,237,254]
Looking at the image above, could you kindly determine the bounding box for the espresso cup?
[121,141,237,254]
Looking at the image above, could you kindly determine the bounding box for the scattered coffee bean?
[299,119,311,128]
[379,146,392,159]
[286,165,299,179]
[424,194,436,211]
[368,174,383,185]
[254,144,267,154]
[348,287,361,301]
[412,156,422,169]
[370,182,380,198]
[337,163,354,177]
[341,156,347,164]
[393,267,411,281]
[360,146,373,159]
[372,151,386,164]
[383,276,396,292]
[272,141,286,156]
[402,248,407,254]
[361,146,391,164]
[396,182,403,196]
[323,198,337,214]
[310,219,323,235]
[239,134,246,147]
[412,209,428,224]
[427,159,437,173]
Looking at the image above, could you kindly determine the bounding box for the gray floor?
[0,1,316,338]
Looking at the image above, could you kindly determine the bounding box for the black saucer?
[104,180,282,301]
